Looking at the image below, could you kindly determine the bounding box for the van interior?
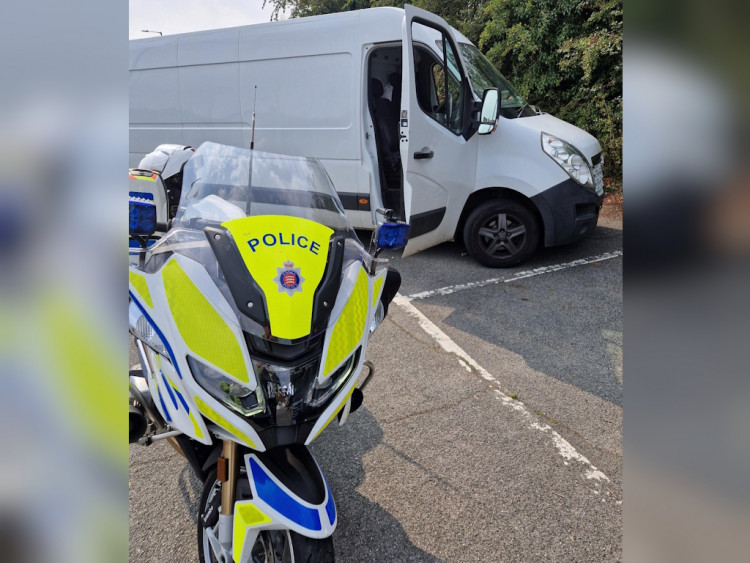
[367,40,465,222]
[367,46,404,220]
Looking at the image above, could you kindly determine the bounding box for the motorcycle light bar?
[129,196,157,236]
[376,222,410,250]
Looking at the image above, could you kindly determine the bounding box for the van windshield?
[458,43,537,118]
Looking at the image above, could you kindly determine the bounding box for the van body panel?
[475,117,570,199]
[511,113,602,165]
[130,36,177,70]
[178,29,239,65]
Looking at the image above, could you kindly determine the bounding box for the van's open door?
[399,5,478,257]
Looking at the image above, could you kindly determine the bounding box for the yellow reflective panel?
[234,502,272,563]
[189,412,204,440]
[372,276,384,308]
[194,396,257,449]
[129,270,153,308]
[324,266,368,376]
[162,259,249,384]
[222,215,333,340]
[313,383,356,441]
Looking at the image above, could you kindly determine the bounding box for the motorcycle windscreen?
[157,142,369,343]
[399,5,478,258]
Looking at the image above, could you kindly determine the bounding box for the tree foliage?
[262,0,622,180]
[480,0,622,179]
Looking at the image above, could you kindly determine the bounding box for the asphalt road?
[129,216,622,561]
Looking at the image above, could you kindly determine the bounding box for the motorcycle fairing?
[144,343,208,441]
[162,257,252,385]
[129,256,266,450]
[221,215,334,341]
[129,270,153,308]
[304,264,389,443]
[321,265,369,377]
[233,453,336,563]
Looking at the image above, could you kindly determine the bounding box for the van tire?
[463,199,539,267]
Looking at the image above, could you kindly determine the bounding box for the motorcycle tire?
[198,466,335,563]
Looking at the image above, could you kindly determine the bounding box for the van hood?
[512,113,602,163]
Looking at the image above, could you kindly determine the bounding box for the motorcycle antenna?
[247,85,258,214]
[250,85,257,150]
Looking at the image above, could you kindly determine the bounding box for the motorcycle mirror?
[129,198,158,236]
[376,222,410,250]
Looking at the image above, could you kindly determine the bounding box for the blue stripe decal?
[157,388,172,422]
[325,480,336,526]
[129,290,182,379]
[161,373,178,410]
[173,386,190,413]
[250,458,321,531]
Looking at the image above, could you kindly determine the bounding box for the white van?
[130,5,604,266]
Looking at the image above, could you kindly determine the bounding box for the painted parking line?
[403,250,623,301]
[393,295,612,490]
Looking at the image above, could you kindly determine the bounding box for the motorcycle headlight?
[188,356,265,417]
[307,349,360,408]
[129,299,168,357]
[252,348,360,426]
[541,133,594,190]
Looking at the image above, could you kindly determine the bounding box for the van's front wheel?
[463,199,539,267]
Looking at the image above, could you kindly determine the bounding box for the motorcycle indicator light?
[129,300,168,357]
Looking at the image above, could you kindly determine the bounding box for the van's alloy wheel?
[463,199,539,267]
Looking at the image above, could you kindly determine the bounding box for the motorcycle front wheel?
[197,466,335,563]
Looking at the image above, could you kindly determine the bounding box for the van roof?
[131,7,405,42]
[129,7,470,45]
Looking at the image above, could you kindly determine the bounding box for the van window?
[412,22,465,135]
[458,43,535,119]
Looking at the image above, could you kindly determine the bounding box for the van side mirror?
[478,88,499,135]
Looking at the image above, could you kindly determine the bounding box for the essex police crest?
[274,261,305,296]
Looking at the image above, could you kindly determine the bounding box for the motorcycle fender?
[233,452,336,563]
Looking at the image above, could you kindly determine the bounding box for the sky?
[129,0,288,39]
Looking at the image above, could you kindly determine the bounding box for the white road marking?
[393,295,610,485]
[403,250,623,301]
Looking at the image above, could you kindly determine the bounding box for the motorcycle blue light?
[376,222,410,250]
[129,199,157,236]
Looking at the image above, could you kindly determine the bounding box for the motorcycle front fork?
[218,439,239,546]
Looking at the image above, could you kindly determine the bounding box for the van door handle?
[414,149,434,160]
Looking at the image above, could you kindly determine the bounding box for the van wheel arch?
[455,188,544,246]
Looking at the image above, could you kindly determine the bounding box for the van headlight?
[188,356,266,417]
[541,133,594,190]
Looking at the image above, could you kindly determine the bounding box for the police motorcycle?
[129,142,406,562]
